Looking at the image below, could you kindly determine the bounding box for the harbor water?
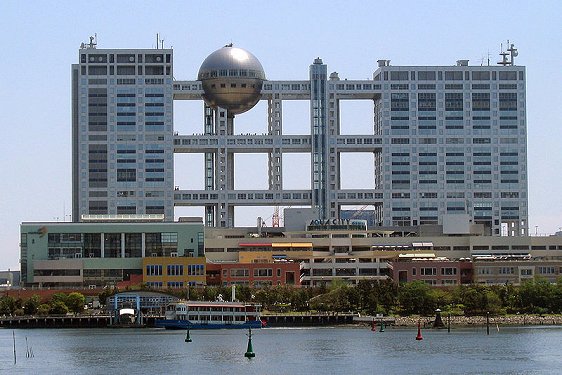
[1,326,561,374]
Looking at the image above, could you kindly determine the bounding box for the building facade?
[73,41,527,236]
[389,257,473,286]
[143,256,207,289]
[203,226,562,286]
[20,219,204,288]
[72,39,175,221]
[472,258,562,285]
[205,262,301,288]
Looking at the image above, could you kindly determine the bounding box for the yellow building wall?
[143,256,207,286]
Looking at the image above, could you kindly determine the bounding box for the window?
[230,269,249,277]
[445,71,463,80]
[445,93,463,111]
[499,267,514,274]
[117,169,136,182]
[499,92,517,111]
[472,71,490,80]
[472,93,490,111]
[418,93,436,111]
[421,268,437,276]
[254,268,273,277]
[187,264,204,276]
[441,267,457,275]
[538,267,555,274]
[499,71,517,80]
[146,265,162,276]
[390,71,409,81]
[391,93,409,111]
[167,264,184,276]
[417,71,436,80]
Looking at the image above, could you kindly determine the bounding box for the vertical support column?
[373,97,384,226]
[326,90,339,219]
[226,114,235,227]
[213,107,231,227]
[100,233,105,258]
[141,232,146,258]
[121,233,125,258]
[204,104,215,227]
[310,58,329,220]
[268,95,283,191]
[136,296,141,325]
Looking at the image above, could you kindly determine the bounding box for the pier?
[262,313,357,327]
[0,315,163,328]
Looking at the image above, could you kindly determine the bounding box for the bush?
[66,292,86,314]
[13,308,24,316]
[37,304,50,316]
[49,301,69,315]
[23,295,41,315]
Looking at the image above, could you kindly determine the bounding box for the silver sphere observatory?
[198,44,266,116]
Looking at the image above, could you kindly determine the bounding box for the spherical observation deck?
[198,44,265,116]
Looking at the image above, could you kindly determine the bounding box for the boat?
[155,300,264,329]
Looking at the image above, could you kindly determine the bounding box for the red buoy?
[371,319,376,332]
[416,321,423,340]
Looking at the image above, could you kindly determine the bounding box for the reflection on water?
[1,326,561,375]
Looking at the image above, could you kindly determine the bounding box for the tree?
[235,285,252,302]
[553,279,562,314]
[37,304,50,316]
[290,288,310,311]
[66,292,86,314]
[49,300,69,315]
[494,283,520,313]
[0,296,17,315]
[50,293,68,306]
[519,278,555,313]
[23,295,41,315]
[453,284,502,315]
[356,280,378,313]
[398,281,436,315]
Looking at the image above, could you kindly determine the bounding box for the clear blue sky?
[1,1,561,270]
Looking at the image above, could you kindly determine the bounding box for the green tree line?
[152,277,562,316]
[3,278,561,317]
[0,292,85,316]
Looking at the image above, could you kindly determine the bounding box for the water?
[1,326,561,374]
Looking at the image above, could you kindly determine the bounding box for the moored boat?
[155,300,263,329]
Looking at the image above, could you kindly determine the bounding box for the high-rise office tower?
[72,38,174,221]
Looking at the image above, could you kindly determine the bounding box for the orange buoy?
[416,321,423,341]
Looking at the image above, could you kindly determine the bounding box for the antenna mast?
[497,40,518,66]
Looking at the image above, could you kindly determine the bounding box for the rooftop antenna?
[507,41,518,65]
[497,42,509,66]
[87,34,97,49]
[156,33,159,49]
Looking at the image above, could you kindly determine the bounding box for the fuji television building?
[72,40,527,237]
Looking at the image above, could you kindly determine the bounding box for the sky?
[1,0,561,271]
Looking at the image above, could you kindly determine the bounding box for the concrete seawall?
[393,315,562,327]
[2,314,560,329]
